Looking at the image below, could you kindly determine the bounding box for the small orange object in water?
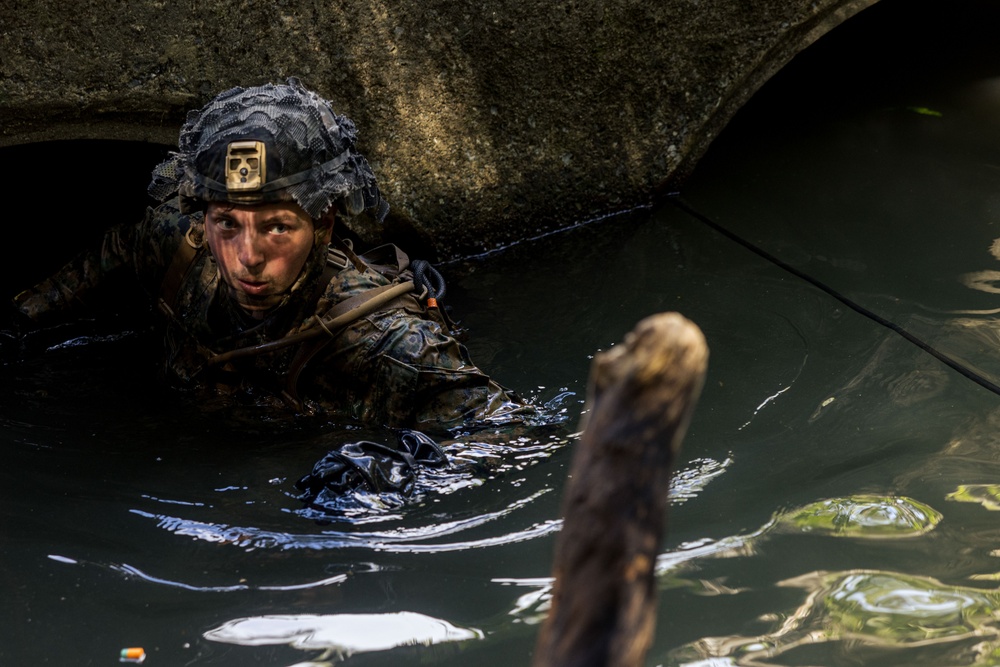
[120,647,146,663]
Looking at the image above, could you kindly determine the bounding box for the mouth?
[237,279,270,296]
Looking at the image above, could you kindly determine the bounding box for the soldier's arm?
[360,311,540,430]
[12,202,187,324]
[12,224,136,324]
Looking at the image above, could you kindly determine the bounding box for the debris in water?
[906,106,943,117]
[119,647,146,663]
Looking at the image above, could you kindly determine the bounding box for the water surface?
[7,2,1000,665]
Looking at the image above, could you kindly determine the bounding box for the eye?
[269,223,290,235]
[208,210,238,231]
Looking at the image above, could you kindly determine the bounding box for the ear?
[315,210,336,245]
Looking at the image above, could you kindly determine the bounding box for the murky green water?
[7,1,1000,665]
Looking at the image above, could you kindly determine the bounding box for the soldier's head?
[148,79,388,312]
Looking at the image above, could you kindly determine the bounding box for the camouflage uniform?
[14,199,532,429]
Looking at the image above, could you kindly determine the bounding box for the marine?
[8,79,533,430]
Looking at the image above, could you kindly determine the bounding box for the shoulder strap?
[158,226,204,317]
[281,279,417,407]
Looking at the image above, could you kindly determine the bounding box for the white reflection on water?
[670,456,733,504]
[204,611,484,664]
[494,577,555,624]
[129,455,731,559]
[129,488,561,552]
[44,554,349,592]
[111,563,348,592]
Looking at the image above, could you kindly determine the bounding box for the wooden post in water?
[533,312,708,667]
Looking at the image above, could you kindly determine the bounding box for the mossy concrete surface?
[0,0,876,258]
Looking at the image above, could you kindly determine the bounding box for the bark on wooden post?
[533,312,708,667]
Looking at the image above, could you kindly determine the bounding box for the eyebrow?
[207,211,303,225]
[258,214,304,225]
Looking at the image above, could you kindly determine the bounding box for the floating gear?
[295,430,449,514]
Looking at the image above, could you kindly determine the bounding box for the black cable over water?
[669,194,1000,398]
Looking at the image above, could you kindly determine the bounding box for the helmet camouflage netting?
[148,78,389,222]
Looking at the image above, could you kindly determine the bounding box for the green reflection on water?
[947,484,1000,511]
[673,570,1000,666]
[779,495,942,538]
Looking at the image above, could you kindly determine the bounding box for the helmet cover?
[148,78,389,222]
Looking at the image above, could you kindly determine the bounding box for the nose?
[238,231,266,272]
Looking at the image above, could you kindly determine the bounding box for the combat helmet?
[148,78,388,223]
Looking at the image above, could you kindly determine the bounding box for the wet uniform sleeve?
[363,311,535,429]
[311,270,537,429]
[13,202,188,324]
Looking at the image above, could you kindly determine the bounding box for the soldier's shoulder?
[130,198,205,274]
[145,198,200,233]
[323,261,393,301]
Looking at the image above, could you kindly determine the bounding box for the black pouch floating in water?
[295,429,448,511]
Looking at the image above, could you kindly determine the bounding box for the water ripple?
[130,488,559,552]
[110,562,348,592]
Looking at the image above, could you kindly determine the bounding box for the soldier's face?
[205,202,331,311]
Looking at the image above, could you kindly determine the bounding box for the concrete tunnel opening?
[701,0,1000,170]
[6,0,1000,292]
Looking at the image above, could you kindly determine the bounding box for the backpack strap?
[158,226,204,318]
[281,279,418,407]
